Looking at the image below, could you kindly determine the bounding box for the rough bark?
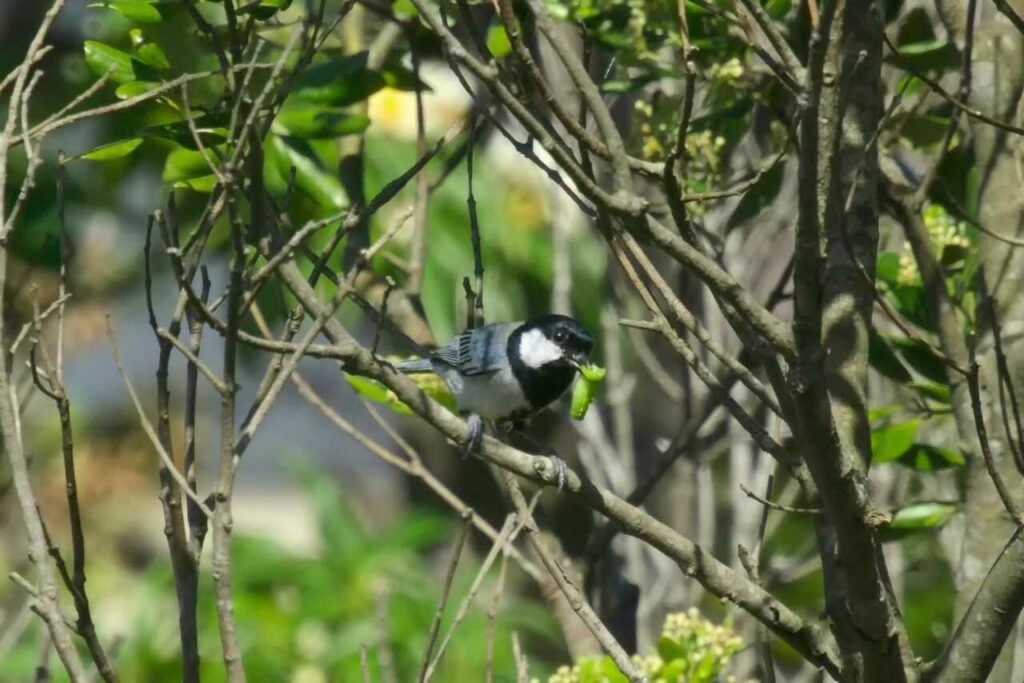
[933,3,1024,679]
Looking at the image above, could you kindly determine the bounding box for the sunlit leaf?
[173,174,219,193]
[268,134,347,209]
[163,145,224,182]
[90,1,162,24]
[115,81,158,99]
[344,370,456,416]
[83,41,136,84]
[487,24,512,58]
[656,636,686,662]
[876,251,902,287]
[868,405,902,423]
[76,137,144,161]
[136,41,169,70]
[392,0,417,18]
[871,419,920,464]
[897,39,948,56]
[907,380,951,404]
[879,502,959,540]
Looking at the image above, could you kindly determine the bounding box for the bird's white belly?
[442,366,529,420]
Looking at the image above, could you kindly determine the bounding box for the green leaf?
[598,656,630,683]
[163,145,224,183]
[880,502,959,541]
[90,1,163,24]
[898,444,965,471]
[868,405,902,423]
[888,336,948,383]
[869,332,913,383]
[114,81,158,99]
[724,162,784,231]
[897,38,948,56]
[292,52,386,107]
[76,137,144,161]
[876,251,902,287]
[486,24,512,58]
[173,174,218,193]
[346,375,394,405]
[871,420,920,465]
[135,41,169,70]
[659,660,686,679]
[268,134,347,209]
[656,636,686,662]
[273,105,371,139]
[907,380,951,404]
[392,0,417,18]
[238,0,293,19]
[83,41,136,84]
[380,61,429,92]
[900,113,954,149]
[141,119,229,150]
[765,0,792,19]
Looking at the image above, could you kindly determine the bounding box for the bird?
[394,314,594,460]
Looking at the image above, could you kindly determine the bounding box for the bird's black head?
[507,315,593,412]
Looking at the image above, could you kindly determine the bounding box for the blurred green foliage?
[3,464,558,681]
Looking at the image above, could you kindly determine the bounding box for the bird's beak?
[568,351,588,370]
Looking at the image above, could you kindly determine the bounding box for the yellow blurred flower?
[368,61,471,140]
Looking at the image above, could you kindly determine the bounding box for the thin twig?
[484,548,510,683]
[417,512,473,683]
[104,318,213,517]
[739,483,820,515]
[501,472,647,682]
[466,118,485,328]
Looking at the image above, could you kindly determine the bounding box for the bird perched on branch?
[394,314,593,462]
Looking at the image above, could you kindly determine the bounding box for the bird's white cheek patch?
[518,328,564,368]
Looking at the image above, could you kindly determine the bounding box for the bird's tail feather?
[394,358,434,374]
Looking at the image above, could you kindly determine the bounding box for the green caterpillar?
[571,364,606,420]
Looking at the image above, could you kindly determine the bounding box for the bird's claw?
[462,414,483,458]
[549,455,568,492]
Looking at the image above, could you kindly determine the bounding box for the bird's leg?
[462,413,484,457]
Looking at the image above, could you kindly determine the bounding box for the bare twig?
[466,118,485,328]
[740,483,820,515]
[0,3,88,676]
[501,472,646,682]
[965,357,1024,526]
[426,512,532,679]
[484,549,510,683]
[417,512,473,683]
[105,318,214,517]
[511,632,528,683]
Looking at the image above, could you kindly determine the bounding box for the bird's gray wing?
[432,322,516,376]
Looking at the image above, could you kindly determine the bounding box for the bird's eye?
[553,330,567,343]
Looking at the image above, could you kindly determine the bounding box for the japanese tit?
[394,314,594,451]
